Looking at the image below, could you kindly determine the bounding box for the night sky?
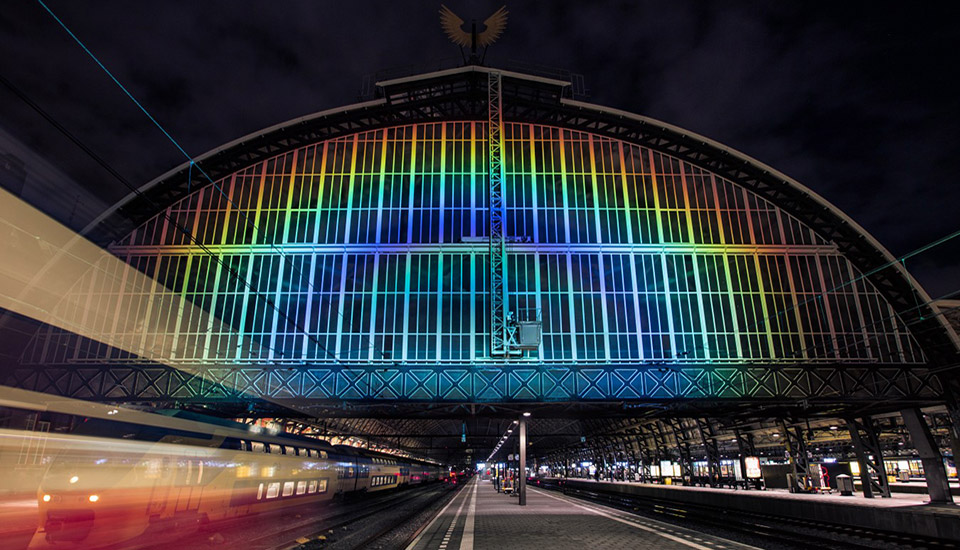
[1,1,958,298]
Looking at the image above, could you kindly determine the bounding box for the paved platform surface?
[567,477,960,513]
[406,477,758,550]
[558,478,960,542]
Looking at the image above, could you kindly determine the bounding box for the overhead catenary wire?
[32,0,960,373]
[34,0,388,362]
[0,71,336,367]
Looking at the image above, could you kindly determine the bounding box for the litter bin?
[836,474,854,496]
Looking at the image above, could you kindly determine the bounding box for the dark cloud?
[0,1,957,296]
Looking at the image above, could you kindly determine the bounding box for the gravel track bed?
[297,482,461,550]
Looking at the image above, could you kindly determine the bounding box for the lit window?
[308,480,318,494]
[257,483,264,500]
[251,441,265,453]
[318,479,328,493]
[296,481,306,495]
[282,481,295,497]
[266,482,280,499]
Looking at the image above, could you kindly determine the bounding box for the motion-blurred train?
[0,387,443,549]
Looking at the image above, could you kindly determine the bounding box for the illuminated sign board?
[745,456,762,479]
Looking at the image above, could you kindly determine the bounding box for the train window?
[307,449,317,458]
[251,441,265,453]
[266,482,280,499]
[296,481,306,495]
[308,480,318,494]
[282,481,295,497]
[318,479,328,493]
[257,483,264,500]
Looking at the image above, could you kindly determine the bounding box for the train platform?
[562,477,960,509]
[556,478,960,541]
[406,477,759,550]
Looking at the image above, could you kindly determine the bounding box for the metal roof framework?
[9,66,960,461]
[82,65,959,374]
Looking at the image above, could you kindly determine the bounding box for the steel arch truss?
[83,66,959,375]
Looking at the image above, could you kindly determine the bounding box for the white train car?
[0,387,441,549]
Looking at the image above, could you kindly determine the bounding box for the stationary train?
[0,387,442,549]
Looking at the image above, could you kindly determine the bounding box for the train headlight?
[88,495,99,503]
[42,494,51,502]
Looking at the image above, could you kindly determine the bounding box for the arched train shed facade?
[11,66,960,415]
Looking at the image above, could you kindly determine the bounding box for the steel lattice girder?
[6,363,943,404]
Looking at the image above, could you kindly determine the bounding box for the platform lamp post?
[519,412,530,506]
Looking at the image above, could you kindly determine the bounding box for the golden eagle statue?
[439,4,508,61]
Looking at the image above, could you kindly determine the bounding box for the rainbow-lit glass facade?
[23,121,923,378]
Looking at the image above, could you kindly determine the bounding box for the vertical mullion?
[401,127,418,362]
[527,127,544,359]
[588,135,611,360]
[367,130,390,361]
[846,261,874,359]
[782,255,808,359]
[618,142,645,360]
[170,255,193,361]
[558,130,578,360]
[814,255,839,358]
[678,162,710,360]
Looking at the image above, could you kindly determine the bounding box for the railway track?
[279,482,462,550]
[539,479,959,550]
[127,483,454,550]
